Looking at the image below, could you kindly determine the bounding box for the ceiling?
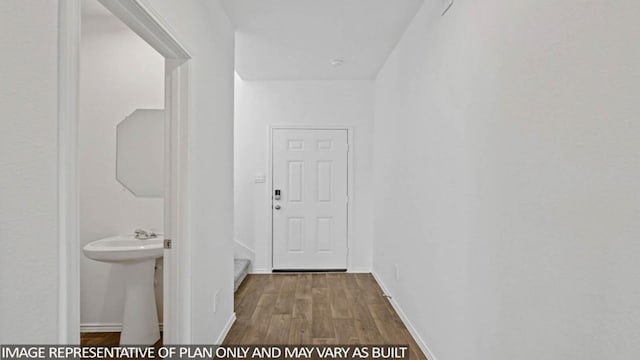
[81,0,112,17]
[222,0,424,80]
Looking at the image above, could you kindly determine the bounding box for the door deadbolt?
[274,189,281,200]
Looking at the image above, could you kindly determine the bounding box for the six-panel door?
[272,129,348,270]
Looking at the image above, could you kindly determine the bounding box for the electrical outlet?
[394,264,400,280]
[213,290,220,313]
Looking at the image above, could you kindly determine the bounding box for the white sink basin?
[82,234,164,345]
[83,235,163,263]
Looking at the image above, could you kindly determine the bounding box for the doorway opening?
[57,0,191,345]
[79,0,165,345]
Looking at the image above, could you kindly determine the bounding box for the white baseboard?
[251,269,370,274]
[371,272,437,360]
[80,323,123,332]
[80,323,164,332]
[251,268,371,274]
[215,312,237,344]
[251,267,272,274]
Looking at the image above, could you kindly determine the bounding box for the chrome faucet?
[134,229,157,240]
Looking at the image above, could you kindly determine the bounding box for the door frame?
[268,126,354,271]
[57,0,192,344]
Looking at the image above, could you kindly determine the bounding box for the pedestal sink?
[83,235,163,345]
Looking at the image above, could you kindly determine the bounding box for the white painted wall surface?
[0,0,60,343]
[373,1,640,359]
[234,79,374,272]
[145,0,236,343]
[79,13,164,328]
[1,0,235,343]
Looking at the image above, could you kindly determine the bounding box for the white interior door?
[272,129,349,270]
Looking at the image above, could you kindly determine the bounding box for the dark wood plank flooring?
[80,332,162,347]
[80,332,121,346]
[224,273,426,360]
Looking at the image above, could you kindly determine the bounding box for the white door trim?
[57,0,191,344]
[268,126,354,271]
[57,0,81,344]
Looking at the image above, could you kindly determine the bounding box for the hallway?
[224,274,426,360]
[2,1,640,357]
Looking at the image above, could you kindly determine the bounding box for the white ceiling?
[222,0,424,80]
[81,0,112,17]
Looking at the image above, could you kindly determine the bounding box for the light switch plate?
[442,0,453,15]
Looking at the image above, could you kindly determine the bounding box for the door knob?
[274,205,281,210]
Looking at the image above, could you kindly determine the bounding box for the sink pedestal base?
[120,259,160,345]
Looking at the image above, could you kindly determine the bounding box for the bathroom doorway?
[58,0,191,345]
[79,1,165,345]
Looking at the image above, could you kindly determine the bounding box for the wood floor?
[224,273,426,360]
[81,332,121,346]
[80,332,162,347]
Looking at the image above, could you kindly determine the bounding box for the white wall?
[234,78,374,272]
[373,1,640,359]
[0,0,60,343]
[0,0,235,343]
[146,0,236,342]
[79,12,164,328]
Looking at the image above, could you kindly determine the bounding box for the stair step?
[234,258,251,292]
